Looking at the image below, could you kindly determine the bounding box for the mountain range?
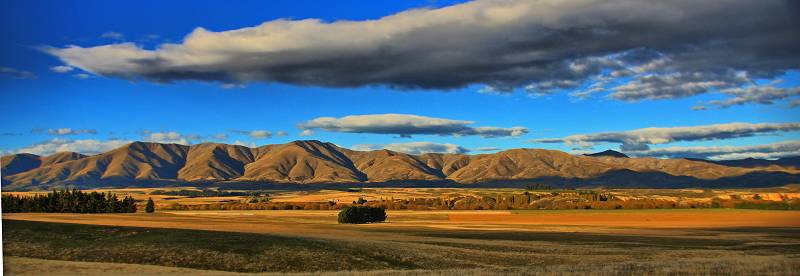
[2,140,798,191]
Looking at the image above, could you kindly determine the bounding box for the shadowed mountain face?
[1,152,87,176]
[178,143,255,181]
[688,157,800,169]
[1,153,42,176]
[2,140,798,190]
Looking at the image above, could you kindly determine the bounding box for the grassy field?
[3,185,800,211]
[3,209,800,275]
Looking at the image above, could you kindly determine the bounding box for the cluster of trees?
[247,194,271,203]
[2,189,137,213]
[359,191,618,210]
[337,206,387,224]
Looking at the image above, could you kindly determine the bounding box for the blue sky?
[1,0,798,159]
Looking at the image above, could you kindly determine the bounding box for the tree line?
[2,189,137,213]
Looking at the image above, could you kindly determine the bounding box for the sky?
[0,0,798,160]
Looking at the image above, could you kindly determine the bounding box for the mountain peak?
[585,150,629,158]
[2,140,797,190]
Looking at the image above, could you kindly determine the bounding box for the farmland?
[3,206,800,275]
[3,187,800,274]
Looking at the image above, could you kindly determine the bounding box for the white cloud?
[143,131,200,145]
[50,65,74,73]
[231,129,272,139]
[352,142,469,155]
[0,67,36,79]
[100,32,125,41]
[13,138,130,156]
[626,141,800,161]
[533,122,800,151]
[247,130,271,139]
[276,131,288,137]
[299,130,314,136]
[710,84,800,108]
[300,114,527,138]
[47,128,97,135]
[74,73,91,79]
[691,105,707,111]
[232,140,256,148]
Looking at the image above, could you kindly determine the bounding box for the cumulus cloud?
[352,142,469,155]
[275,131,288,137]
[100,32,125,41]
[47,128,97,135]
[232,140,256,148]
[608,71,750,101]
[533,122,800,151]
[0,67,36,79]
[143,131,201,145]
[212,133,228,140]
[43,0,798,105]
[298,130,314,136]
[73,73,91,79]
[13,138,130,156]
[710,84,800,108]
[627,141,800,161]
[50,65,74,73]
[299,114,527,138]
[691,105,707,111]
[231,130,272,139]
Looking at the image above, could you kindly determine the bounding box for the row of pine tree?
[1,189,138,213]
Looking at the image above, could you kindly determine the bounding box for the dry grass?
[6,256,798,275]
[3,208,800,274]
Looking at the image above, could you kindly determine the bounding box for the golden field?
[3,187,800,275]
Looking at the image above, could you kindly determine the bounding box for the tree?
[145,197,155,213]
[353,197,368,205]
[337,206,386,224]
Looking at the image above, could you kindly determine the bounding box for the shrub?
[337,206,386,224]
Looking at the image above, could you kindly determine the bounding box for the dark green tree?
[145,197,155,213]
[337,206,386,224]
[353,197,368,205]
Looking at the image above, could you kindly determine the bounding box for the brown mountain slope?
[239,141,365,183]
[40,152,87,167]
[177,143,256,181]
[348,150,444,182]
[447,149,617,183]
[448,149,761,183]
[596,156,750,179]
[4,142,189,188]
[417,153,471,176]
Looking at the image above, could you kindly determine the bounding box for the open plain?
[4,207,800,275]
